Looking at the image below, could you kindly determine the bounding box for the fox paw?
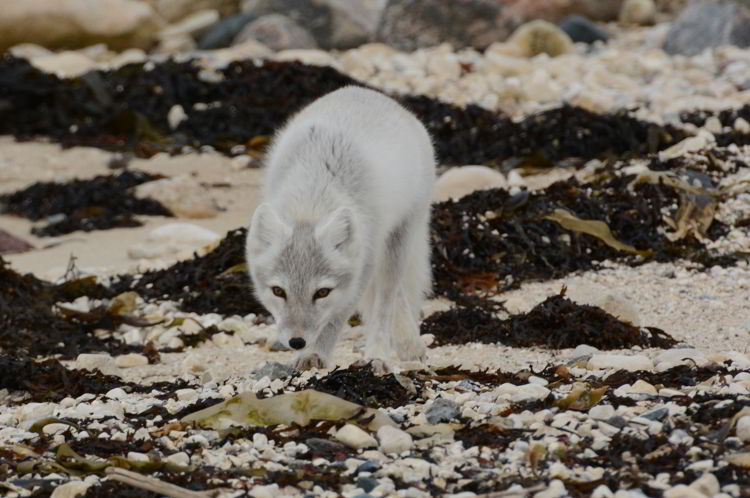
[292,353,325,371]
[352,358,392,375]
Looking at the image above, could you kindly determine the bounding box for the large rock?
[0,0,163,52]
[145,0,241,22]
[504,0,625,23]
[377,0,516,50]
[664,2,750,56]
[242,0,382,49]
[234,14,318,50]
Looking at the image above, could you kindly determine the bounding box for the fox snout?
[288,337,306,350]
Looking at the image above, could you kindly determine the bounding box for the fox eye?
[271,286,286,299]
[313,288,331,301]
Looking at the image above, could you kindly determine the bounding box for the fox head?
[246,203,359,352]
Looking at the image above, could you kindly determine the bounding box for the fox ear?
[247,203,290,257]
[315,207,355,255]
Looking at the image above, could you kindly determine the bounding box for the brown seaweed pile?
[0,169,171,236]
[0,256,132,358]
[110,228,266,316]
[0,55,685,165]
[422,289,677,349]
[0,354,193,403]
[301,363,416,408]
[430,172,734,300]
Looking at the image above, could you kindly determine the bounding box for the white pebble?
[334,424,377,449]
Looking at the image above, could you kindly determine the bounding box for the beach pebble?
[664,2,750,56]
[0,0,161,52]
[663,485,706,498]
[736,416,750,442]
[377,425,413,454]
[135,176,219,219]
[689,473,720,497]
[114,353,149,368]
[507,20,574,58]
[654,348,709,372]
[495,383,551,403]
[234,14,317,51]
[534,479,567,498]
[251,361,296,380]
[75,353,115,373]
[425,398,460,424]
[558,15,608,44]
[434,166,507,202]
[587,354,654,372]
[335,424,377,450]
[619,0,656,26]
[50,480,94,498]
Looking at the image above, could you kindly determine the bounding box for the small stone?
[167,104,187,130]
[507,20,574,58]
[629,380,657,395]
[495,383,551,403]
[251,361,295,380]
[734,118,750,134]
[105,388,127,400]
[589,404,616,420]
[663,485,706,498]
[334,424,377,450]
[133,427,151,441]
[665,3,750,55]
[655,348,709,372]
[356,460,380,473]
[619,0,656,26]
[235,14,317,51]
[164,451,190,467]
[135,176,219,219]
[114,353,148,368]
[668,429,694,446]
[591,484,614,498]
[356,476,379,493]
[198,12,255,49]
[587,354,654,372]
[641,406,669,422]
[50,480,93,498]
[533,479,567,498]
[434,165,507,202]
[377,425,413,454]
[75,353,114,372]
[736,416,750,442]
[425,398,460,424]
[248,484,279,498]
[175,388,198,402]
[559,15,608,44]
[689,473,720,497]
[127,451,150,462]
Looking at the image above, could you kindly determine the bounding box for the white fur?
[246,86,435,370]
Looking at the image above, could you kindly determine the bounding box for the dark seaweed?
[109,228,266,316]
[430,173,736,300]
[0,354,193,403]
[0,55,685,165]
[0,256,130,358]
[0,170,171,236]
[302,363,415,408]
[422,290,677,349]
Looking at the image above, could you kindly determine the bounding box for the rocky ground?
[2,2,750,498]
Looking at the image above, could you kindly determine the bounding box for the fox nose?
[289,337,306,350]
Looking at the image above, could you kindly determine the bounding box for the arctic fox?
[246,86,435,371]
